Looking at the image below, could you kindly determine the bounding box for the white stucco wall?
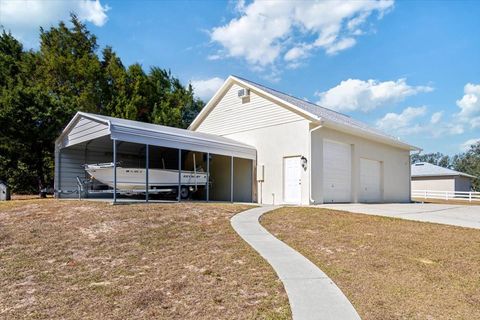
[194,81,412,205]
[311,126,411,203]
[224,120,310,205]
[195,83,310,205]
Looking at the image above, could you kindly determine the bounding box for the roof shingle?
[233,75,405,145]
[411,162,476,178]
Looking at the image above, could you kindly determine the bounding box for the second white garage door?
[359,158,382,202]
[323,140,352,203]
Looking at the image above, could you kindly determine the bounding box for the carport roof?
[57,112,257,160]
[411,162,476,179]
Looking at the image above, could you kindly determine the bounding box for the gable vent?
[238,88,250,98]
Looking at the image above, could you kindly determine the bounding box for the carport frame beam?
[178,149,182,202]
[206,152,210,202]
[113,139,117,204]
[145,144,149,203]
[231,156,234,203]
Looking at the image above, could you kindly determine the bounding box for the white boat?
[84,163,208,191]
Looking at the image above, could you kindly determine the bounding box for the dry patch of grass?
[10,194,52,201]
[261,207,480,320]
[412,197,480,206]
[0,200,290,319]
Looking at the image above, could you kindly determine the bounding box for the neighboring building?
[0,181,10,201]
[189,76,418,205]
[411,162,476,192]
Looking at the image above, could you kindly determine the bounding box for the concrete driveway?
[319,203,480,229]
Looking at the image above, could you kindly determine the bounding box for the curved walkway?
[231,206,360,320]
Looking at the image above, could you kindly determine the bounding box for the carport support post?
[178,149,182,202]
[206,153,210,202]
[230,156,234,203]
[113,139,117,204]
[145,144,149,203]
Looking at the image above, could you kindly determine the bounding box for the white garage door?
[323,140,351,203]
[359,158,382,202]
[284,156,302,204]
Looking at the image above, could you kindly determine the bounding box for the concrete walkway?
[231,206,360,320]
[319,203,480,229]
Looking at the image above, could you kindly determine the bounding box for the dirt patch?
[261,207,480,320]
[0,200,290,319]
[412,197,480,206]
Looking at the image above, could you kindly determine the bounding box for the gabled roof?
[56,112,257,160]
[411,162,476,179]
[189,75,420,151]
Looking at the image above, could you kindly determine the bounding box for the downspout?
[309,122,323,204]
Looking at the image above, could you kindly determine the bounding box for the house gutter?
[309,122,323,204]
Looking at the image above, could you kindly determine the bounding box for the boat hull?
[85,165,208,190]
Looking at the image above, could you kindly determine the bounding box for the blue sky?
[1,0,479,155]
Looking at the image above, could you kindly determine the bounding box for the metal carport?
[55,112,256,203]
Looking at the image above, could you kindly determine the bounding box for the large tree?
[0,15,204,194]
[452,141,480,191]
[411,152,451,168]
[0,31,53,193]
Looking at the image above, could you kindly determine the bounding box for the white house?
[411,162,475,192]
[55,75,419,205]
[190,76,419,205]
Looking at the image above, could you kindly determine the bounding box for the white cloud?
[210,0,394,69]
[78,0,109,26]
[471,117,480,128]
[446,124,464,135]
[284,46,309,62]
[373,83,480,141]
[455,83,480,129]
[190,77,225,101]
[207,54,222,61]
[316,78,433,112]
[430,111,442,124]
[325,37,357,55]
[376,106,427,133]
[461,138,480,152]
[0,0,109,46]
[376,106,463,137]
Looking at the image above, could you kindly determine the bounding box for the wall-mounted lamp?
[300,156,308,171]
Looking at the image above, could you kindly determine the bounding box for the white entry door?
[359,158,382,202]
[323,140,352,203]
[284,156,302,204]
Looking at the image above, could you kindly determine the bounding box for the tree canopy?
[0,15,204,193]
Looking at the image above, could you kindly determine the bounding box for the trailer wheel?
[180,186,190,199]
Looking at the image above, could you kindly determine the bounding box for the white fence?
[412,190,480,202]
